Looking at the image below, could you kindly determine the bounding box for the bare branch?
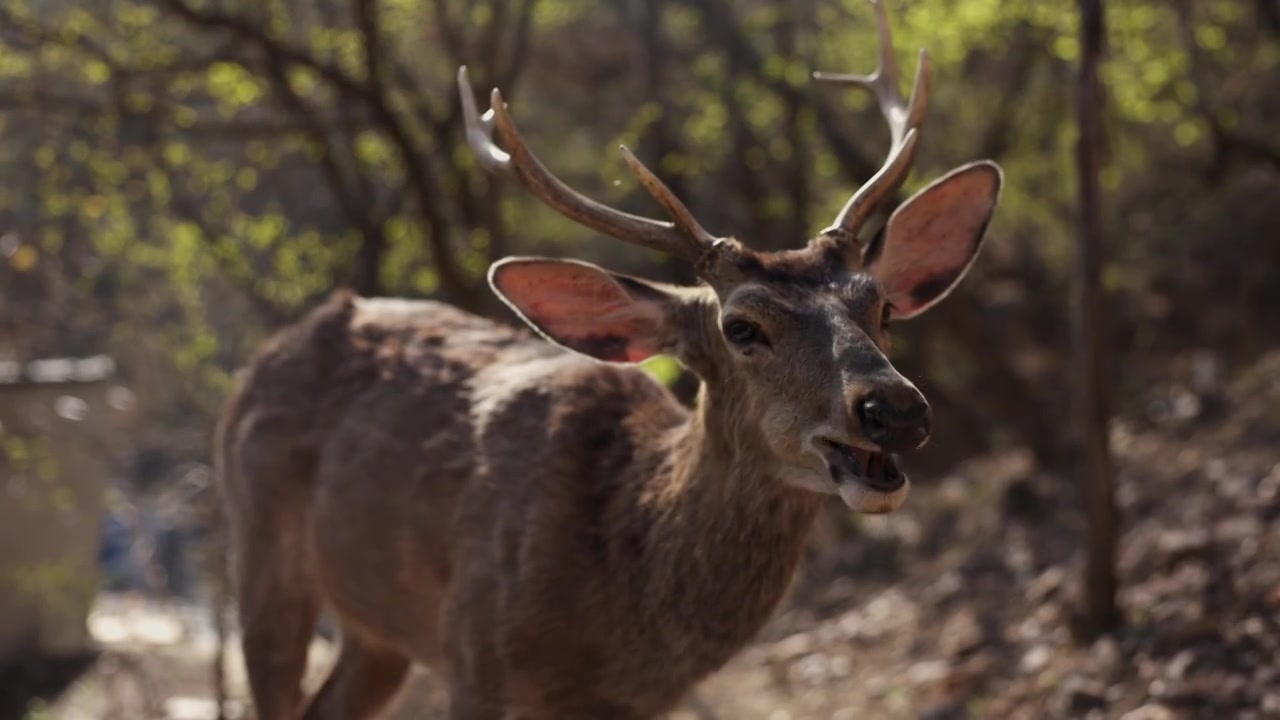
[354,0,383,85]
[672,0,882,190]
[155,0,377,106]
[0,7,120,67]
[156,0,475,305]
[1174,0,1280,174]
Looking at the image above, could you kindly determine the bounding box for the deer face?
[700,162,1000,512]
[488,162,1000,515]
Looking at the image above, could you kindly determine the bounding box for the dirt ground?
[16,353,1280,720]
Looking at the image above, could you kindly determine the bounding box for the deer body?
[224,2,1004,717]
[220,293,822,717]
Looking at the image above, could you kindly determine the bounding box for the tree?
[1072,0,1121,639]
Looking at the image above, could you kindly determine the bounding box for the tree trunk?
[353,226,386,297]
[1073,0,1121,639]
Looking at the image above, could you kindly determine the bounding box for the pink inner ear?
[876,163,1000,318]
[492,262,665,363]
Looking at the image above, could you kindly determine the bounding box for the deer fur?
[218,283,829,718]
[219,189,1001,717]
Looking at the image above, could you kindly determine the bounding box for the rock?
[926,571,964,604]
[1165,649,1195,680]
[940,608,983,658]
[836,609,866,639]
[1090,636,1122,676]
[1240,615,1267,637]
[1027,566,1065,603]
[1053,675,1108,715]
[1156,529,1212,567]
[864,673,892,699]
[1119,704,1175,720]
[918,700,969,720]
[1016,615,1044,642]
[907,660,950,686]
[1215,514,1261,542]
[1251,664,1279,686]
[1018,644,1052,674]
[768,632,814,661]
[789,653,832,686]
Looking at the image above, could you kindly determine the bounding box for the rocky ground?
[12,353,1280,719]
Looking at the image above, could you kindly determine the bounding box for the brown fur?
[216,247,893,719]
[218,157,1001,720]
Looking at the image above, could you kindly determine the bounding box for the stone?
[907,660,950,686]
[1018,644,1052,674]
[1118,704,1175,720]
[1053,676,1108,715]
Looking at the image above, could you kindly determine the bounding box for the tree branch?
[0,7,120,67]
[156,0,475,305]
[155,0,378,109]
[258,48,384,294]
[1174,0,1280,175]
[354,0,383,85]
[674,0,880,187]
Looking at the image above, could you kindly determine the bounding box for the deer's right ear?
[488,257,681,364]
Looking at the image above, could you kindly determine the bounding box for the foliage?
[0,0,1276,468]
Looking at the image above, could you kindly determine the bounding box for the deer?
[214,2,1002,718]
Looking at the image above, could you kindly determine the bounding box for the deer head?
[457,0,1002,515]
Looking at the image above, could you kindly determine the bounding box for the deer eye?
[723,318,766,348]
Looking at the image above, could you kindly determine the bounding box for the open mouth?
[816,438,907,497]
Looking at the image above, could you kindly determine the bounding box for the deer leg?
[302,632,410,720]
[234,520,321,720]
[226,418,323,720]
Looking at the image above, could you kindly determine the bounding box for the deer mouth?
[817,438,907,513]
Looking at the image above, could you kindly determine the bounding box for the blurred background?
[0,0,1277,718]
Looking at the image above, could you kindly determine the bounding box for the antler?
[457,66,720,265]
[814,0,930,250]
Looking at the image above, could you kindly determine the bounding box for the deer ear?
[488,257,680,363]
[871,161,1002,319]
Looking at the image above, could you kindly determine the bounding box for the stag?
[216,2,1002,717]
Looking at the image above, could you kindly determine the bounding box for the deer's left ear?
[870,161,1002,319]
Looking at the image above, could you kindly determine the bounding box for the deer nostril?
[856,397,887,435]
[857,393,931,451]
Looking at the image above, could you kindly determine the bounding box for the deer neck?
[634,383,822,649]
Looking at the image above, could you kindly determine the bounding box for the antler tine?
[458,69,510,173]
[456,66,719,265]
[813,0,931,245]
[618,145,718,251]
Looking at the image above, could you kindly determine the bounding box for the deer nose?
[855,389,931,452]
